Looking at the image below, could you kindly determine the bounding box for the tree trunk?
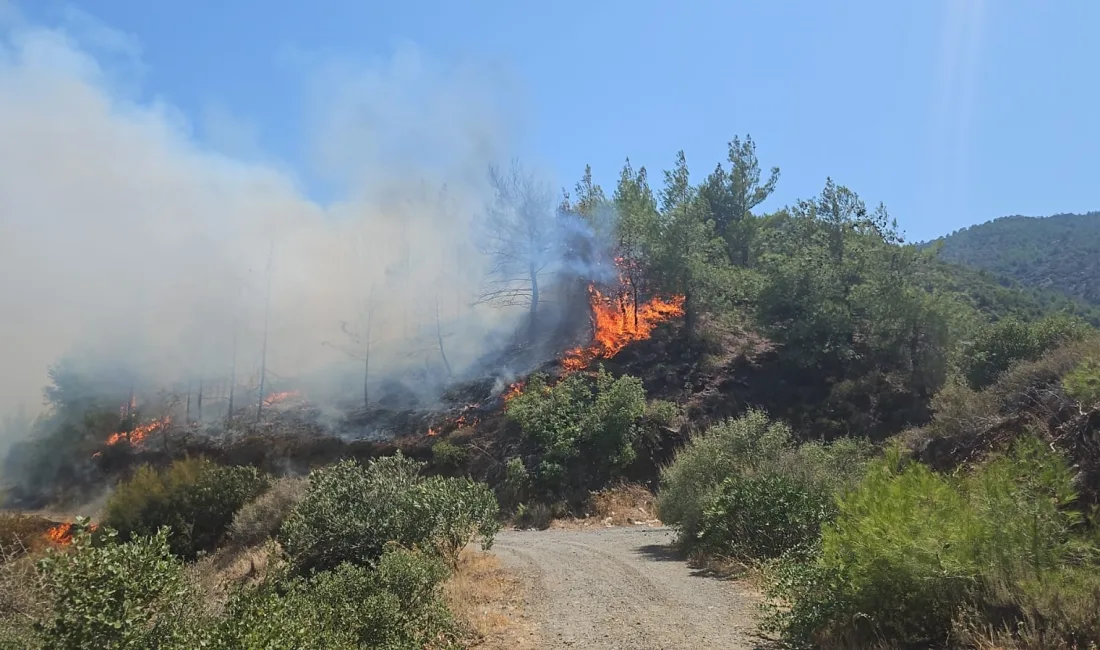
[436,299,452,377]
[528,263,540,341]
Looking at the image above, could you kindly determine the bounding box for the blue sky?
[10,0,1100,241]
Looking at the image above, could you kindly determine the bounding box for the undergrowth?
[762,438,1100,649]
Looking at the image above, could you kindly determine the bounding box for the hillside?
[931,212,1100,306]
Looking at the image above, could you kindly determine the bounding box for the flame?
[263,390,299,406]
[105,416,172,447]
[426,427,438,436]
[45,522,97,545]
[454,413,479,428]
[46,523,74,545]
[502,381,525,402]
[561,285,685,371]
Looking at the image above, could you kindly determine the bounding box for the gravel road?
[489,526,762,650]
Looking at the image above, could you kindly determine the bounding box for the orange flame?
[502,381,525,402]
[45,522,96,545]
[263,390,299,406]
[105,416,172,447]
[426,427,438,436]
[561,285,685,371]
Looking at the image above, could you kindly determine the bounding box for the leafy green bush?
[657,410,872,556]
[501,456,530,506]
[102,458,269,559]
[209,578,353,650]
[228,476,308,547]
[957,313,1088,389]
[505,367,646,497]
[419,476,500,566]
[1064,357,1100,408]
[308,549,455,648]
[431,440,469,471]
[697,473,836,560]
[35,520,206,650]
[211,547,455,650]
[279,454,498,574]
[764,439,1100,648]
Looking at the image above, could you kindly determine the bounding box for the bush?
[211,547,455,650]
[1064,357,1100,408]
[763,439,1100,648]
[500,457,530,507]
[419,477,500,566]
[309,549,455,648]
[279,454,499,575]
[657,410,872,555]
[505,367,646,498]
[228,477,308,547]
[957,313,1089,389]
[35,520,207,650]
[431,440,469,471]
[102,458,268,560]
[697,473,836,560]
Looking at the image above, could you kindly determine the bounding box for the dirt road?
[489,526,762,650]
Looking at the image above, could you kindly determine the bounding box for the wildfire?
[454,413,479,428]
[263,390,300,406]
[105,416,172,447]
[45,522,96,545]
[427,427,438,436]
[562,285,685,371]
[502,381,525,402]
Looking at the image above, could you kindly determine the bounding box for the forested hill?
[929,212,1100,306]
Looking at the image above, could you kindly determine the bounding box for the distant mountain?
[929,212,1100,307]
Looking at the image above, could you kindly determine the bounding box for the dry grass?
[0,512,57,559]
[443,549,535,650]
[188,542,281,615]
[549,483,661,529]
[228,476,307,547]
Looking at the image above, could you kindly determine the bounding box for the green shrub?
[644,399,681,427]
[505,367,646,497]
[501,456,530,506]
[35,520,207,650]
[210,576,355,650]
[958,313,1088,389]
[309,549,455,648]
[228,476,308,547]
[419,476,500,566]
[657,410,789,540]
[211,548,455,650]
[1064,357,1100,408]
[764,439,1098,648]
[431,440,469,471]
[697,473,835,560]
[102,458,268,559]
[657,410,871,554]
[279,454,498,575]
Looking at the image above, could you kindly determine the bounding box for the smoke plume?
[0,14,587,453]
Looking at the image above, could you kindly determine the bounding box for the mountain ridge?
[926,211,1100,308]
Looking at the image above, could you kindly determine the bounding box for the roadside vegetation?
[0,454,499,649]
[4,135,1100,648]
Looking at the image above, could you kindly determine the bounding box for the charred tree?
[256,241,274,424]
[476,160,559,341]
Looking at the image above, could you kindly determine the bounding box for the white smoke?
[0,13,544,443]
